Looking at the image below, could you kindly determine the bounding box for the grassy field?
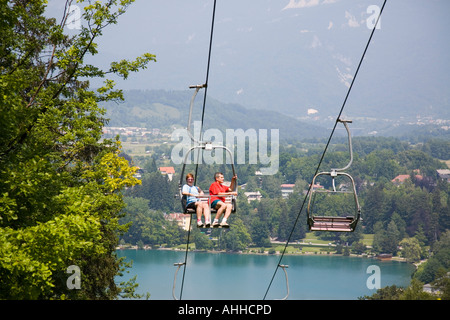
[251,233,375,255]
[121,141,167,157]
[444,160,450,168]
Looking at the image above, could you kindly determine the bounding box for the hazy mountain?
[46,0,450,135]
[103,89,329,141]
[86,0,449,122]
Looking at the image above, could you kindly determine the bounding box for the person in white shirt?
[182,173,211,227]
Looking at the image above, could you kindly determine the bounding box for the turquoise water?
[116,250,415,300]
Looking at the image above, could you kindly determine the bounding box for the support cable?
[263,0,387,300]
[178,0,218,301]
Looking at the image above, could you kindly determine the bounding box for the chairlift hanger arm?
[187,84,206,142]
[172,262,186,300]
[189,84,207,89]
[275,264,289,300]
[332,119,354,172]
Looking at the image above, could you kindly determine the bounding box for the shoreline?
[116,245,410,263]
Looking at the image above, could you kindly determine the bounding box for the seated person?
[209,172,237,228]
[182,173,210,227]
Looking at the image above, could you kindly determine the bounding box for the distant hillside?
[92,1,450,125]
[102,89,329,141]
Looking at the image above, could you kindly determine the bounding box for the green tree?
[260,175,282,198]
[399,278,435,300]
[144,156,158,173]
[363,150,402,180]
[277,208,290,242]
[359,285,403,300]
[192,229,213,251]
[222,217,251,252]
[373,220,400,255]
[361,183,389,233]
[433,269,450,300]
[414,231,450,284]
[351,241,366,255]
[127,171,175,211]
[385,220,401,255]
[286,195,307,241]
[251,220,271,247]
[0,0,155,299]
[424,138,450,160]
[400,237,422,263]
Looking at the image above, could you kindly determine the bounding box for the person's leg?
[202,203,211,226]
[195,202,203,227]
[212,201,225,226]
[224,203,232,219]
[220,203,232,227]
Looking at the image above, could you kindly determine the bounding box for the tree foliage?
[0,0,155,299]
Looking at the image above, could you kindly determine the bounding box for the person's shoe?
[212,221,220,228]
[205,221,211,228]
[197,221,204,228]
[220,221,229,228]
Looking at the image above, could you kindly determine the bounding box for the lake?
[116,249,415,300]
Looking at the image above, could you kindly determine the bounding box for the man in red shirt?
[209,172,237,228]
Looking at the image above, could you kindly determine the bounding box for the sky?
[46,0,450,125]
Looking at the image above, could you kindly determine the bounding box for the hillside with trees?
[117,136,450,299]
[115,137,450,299]
[102,89,329,141]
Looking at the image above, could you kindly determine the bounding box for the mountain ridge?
[103,89,450,141]
[102,89,330,141]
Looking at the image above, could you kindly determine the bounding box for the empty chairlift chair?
[306,120,361,232]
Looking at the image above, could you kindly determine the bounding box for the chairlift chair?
[177,85,237,220]
[306,120,361,232]
[178,143,237,216]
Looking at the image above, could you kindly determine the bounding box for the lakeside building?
[437,169,450,182]
[281,184,295,199]
[392,170,423,186]
[244,191,262,203]
[165,213,191,231]
[159,166,175,181]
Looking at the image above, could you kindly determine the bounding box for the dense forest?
[118,136,450,298]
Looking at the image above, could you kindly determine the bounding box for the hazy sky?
[47,0,450,120]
